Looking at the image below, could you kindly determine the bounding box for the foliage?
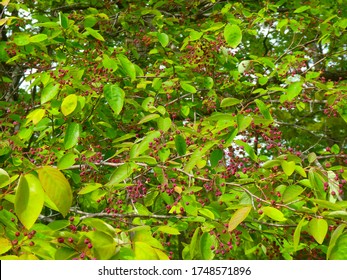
[1,0,347,260]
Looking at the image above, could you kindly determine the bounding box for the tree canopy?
[1,0,347,260]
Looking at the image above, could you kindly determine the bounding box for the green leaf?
[286,82,302,101]
[180,81,197,93]
[57,153,76,170]
[64,122,80,150]
[118,54,136,81]
[190,227,200,259]
[258,76,268,86]
[181,105,190,117]
[281,160,296,176]
[157,32,169,47]
[29,34,48,43]
[255,99,273,120]
[184,142,215,173]
[138,113,160,124]
[223,24,242,48]
[262,159,281,169]
[131,225,163,249]
[105,162,137,187]
[175,134,187,156]
[78,183,103,195]
[13,33,30,46]
[84,16,98,28]
[38,166,72,217]
[157,226,180,235]
[294,5,310,13]
[83,218,116,236]
[102,54,118,72]
[134,241,158,260]
[308,168,326,199]
[47,220,70,231]
[131,131,161,158]
[228,206,252,232]
[41,82,60,104]
[308,218,328,244]
[199,232,217,260]
[157,117,171,132]
[0,168,10,188]
[198,208,215,220]
[327,224,346,259]
[283,185,304,203]
[131,156,157,165]
[237,114,252,132]
[311,199,342,210]
[331,144,340,154]
[189,30,203,41]
[293,217,305,251]
[158,148,170,162]
[15,174,44,229]
[86,231,116,260]
[61,94,78,116]
[308,152,317,163]
[59,12,69,28]
[0,238,12,255]
[220,97,241,107]
[85,27,105,41]
[210,149,223,168]
[295,165,307,177]
[262,206,286,222]
[104,84,125,116]
[329,234,347,260]
[235,139,258,161]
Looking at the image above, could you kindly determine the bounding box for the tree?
[1,0,347,260]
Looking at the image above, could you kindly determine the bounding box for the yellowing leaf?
[228,206,252,232]
[38,166,72,217]
[134,241,158,260]
[61,94,78,116]
[15,174,44,229]
[26,108,45,125]
[1,0,10,6]
[0,238,12,255]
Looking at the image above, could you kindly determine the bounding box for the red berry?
[57,237,65,243]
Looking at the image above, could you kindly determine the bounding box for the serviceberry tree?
[1,0,347,260]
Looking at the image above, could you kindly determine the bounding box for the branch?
[72,209,190,221]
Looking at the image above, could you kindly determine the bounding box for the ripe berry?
[57,237,65,243]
